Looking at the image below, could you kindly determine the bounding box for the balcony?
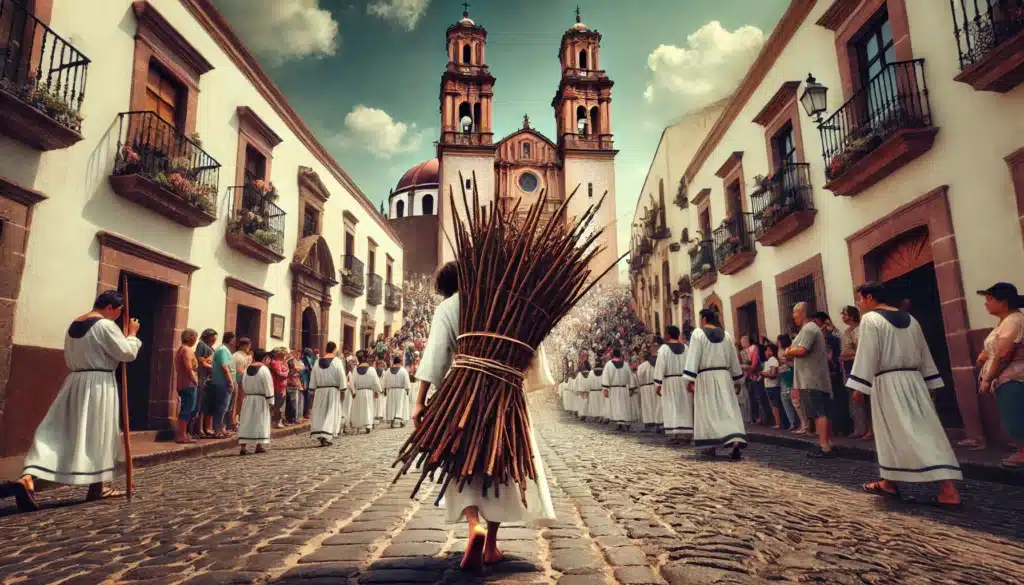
[562,135,614,150]
[226,183,286,264]
[638,238,653,255]
[385,283,402,312]
[689,240,717,290]
[367,273,383,306]
[951,0,1024,92]
[752,163,817,247]
[713,213,756,275]
[341,255,365,297]
[652,225,671,240]
[820,59,938,197]
[0,0,89,150]
[110,111,220,227]
[441,131,493,146]
[562,68,610,81]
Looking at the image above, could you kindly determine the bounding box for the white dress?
[636,359,661,425]
[22,318,141,485]
[375,368,388,421]
[656,342,693,435]
[349,366,381,431]
[682,328,747,449]
[418,293,555,526]
[239,365,274,445]
[602,360,635,424]
[846,310,962,483]
[382,366,412,423]
[310,357,347,439]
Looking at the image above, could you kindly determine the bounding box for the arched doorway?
[703,292,724,324]
[301,306,318,352]
[867,226,959,427]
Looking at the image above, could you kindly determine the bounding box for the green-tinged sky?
[212,0,789,252]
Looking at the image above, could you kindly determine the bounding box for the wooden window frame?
[730,281,767,343]
[753,81,807,172]
[129,1,214,136]
[715,152,747,215]
[234,106,283,190]
[385,254,394,284]
[819,0,913,99]
[297,166,330,238]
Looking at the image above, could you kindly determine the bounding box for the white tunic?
[630,369,643,422]
[636,359,662,425]
[559,380,570,410]
[592,368,609,418]
[580,370,601,418]
[310,357,347,439]
[22,318,141,485]
[656,342,693,435]
[239,365,274,445]
[418,292,555,526]
[602,361,635,423]
[682,328,746,448]
[349,366,381,430]
[382,366,412,422]
[571,373,586,415]
[375,368,388,420]
[846,310,962,483]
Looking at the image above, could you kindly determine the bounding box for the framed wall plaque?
[270,313,285,340]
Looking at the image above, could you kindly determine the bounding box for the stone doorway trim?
[225,277,272,348]
[844,185,986,441]
[291,234,337,352]
[729,281,766,343]
[96,231,198,430]
[702,292,724,321]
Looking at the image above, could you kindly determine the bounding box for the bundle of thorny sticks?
[393,172,621,506]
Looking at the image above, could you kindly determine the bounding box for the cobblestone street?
[1,395,1023,585]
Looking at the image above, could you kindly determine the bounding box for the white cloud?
[341,105,427,158]
[367,0,431,31]
[643,21,764,114]
[215,0,339,63]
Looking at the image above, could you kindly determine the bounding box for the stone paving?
[1,394,1023,585]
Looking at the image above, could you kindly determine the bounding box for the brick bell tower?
[437,2,498,263]
[552,7,619,284]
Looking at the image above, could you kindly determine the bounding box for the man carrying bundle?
[309,342,347,446]
[11,291,141,511]
[656,325,692,443]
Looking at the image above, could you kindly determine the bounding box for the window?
[421,194,434,215]
[518,172,538,193]
[579,49,587,69]
[465,179,472,191]
[144,62,183,128]
[771,123,796,170]
[856,10,895,87]
[243,145,266,185]
[386,262,393,284]
[462,43,472,64]
[395,200,405,218]
[588,182,593,198]
[303,206,319,237]
[523,143,531,159]
[345,232,355,256]
[368,248,376,275]
[777,274,819,334]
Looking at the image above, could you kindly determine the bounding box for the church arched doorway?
[578,49,588,69]
[590,106,600,136]
[458,102,473,133]
[301,306,318,351]
[462,43,472,64]
[576,106,587,136]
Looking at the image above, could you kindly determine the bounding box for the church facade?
[388,8,619,283]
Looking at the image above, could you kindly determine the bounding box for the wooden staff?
[119,274,135,501]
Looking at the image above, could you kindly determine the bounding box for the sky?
[211,0,790,256]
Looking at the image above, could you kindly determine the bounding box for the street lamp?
[799,73,829,123]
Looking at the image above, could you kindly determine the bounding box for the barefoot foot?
[461,526,486,570]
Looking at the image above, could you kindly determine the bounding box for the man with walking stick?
[10,290,142,512]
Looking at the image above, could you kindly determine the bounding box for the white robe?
[846,310,962,483]
[580,371,601,418]
[382,366,412,423]
[375,368,388,420]
[602,361,635,424]
[630,370,643,422]
[682,328,746,449]
[571,373,586,415]
[592,368,608,419]
[310,357,347,439]
[636,360,662,425]
[22,318,141,485]
[559,380,570,410]
[349,366,381,431]
[418,293,555,526]
[239,365,274,445]
[656,342,693,435]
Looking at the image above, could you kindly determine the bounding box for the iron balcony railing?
[385,283,402,311]
[0,0,90,132]
[342,255,365,294]
[950,0,1024,70]
[819,59,932,181]
[113,111,221,216]
[689,240,716,282]
[367,273,383,305]
[712,212,756,266]
[752,163,815,237]
[230,184,285,253]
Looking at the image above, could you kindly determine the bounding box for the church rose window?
[518,172,539,193]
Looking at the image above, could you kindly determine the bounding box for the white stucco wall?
[564,154,618,284]
[389,187,438,218]
[2,0,403,350]
[671,0,1024,340]
[439,152,495,263]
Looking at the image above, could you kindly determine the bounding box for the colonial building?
[629,0,1024,446]
[387,7,619,283]
[0,0,404,456]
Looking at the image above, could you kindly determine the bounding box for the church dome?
[459,16,475,25]
[395,158,439,193]
[570,22,589,32]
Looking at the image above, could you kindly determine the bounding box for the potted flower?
[251,179,279,203]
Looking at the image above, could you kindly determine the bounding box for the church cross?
[463,1,470,16]
[575,5,581,23]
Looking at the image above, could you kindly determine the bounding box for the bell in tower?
[551,7,614,151]
[439,2,496,146]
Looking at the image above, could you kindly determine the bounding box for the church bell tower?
[437,2,498,264]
